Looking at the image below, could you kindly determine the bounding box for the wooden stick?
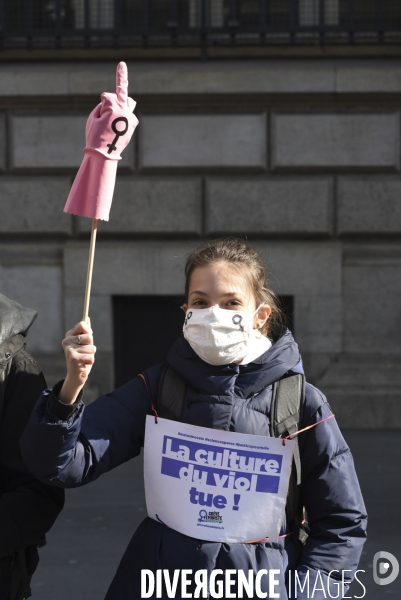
[82,218,98,323]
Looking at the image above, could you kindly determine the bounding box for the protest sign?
[144,416,294,543]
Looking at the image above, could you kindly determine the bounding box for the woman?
[21,238,367,599]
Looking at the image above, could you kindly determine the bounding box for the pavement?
[32,431,401,600]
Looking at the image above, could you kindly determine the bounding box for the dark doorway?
[113,295,294,388]
[113,295,184,388]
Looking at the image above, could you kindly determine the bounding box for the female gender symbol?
[232,314,244,331]
[107,117,129,154]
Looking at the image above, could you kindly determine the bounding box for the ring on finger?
[77,335,82,345]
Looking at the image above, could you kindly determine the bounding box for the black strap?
[157,365,188,421]
[270,373,306,544]
[270,374,304,486]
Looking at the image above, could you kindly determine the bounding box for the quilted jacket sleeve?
[291,383,368,599]
[20,366,162,488]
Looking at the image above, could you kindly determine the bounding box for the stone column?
[189,0,224,28]
[325,0,339,25]
[73,0,114,29]
[299,0,339,26]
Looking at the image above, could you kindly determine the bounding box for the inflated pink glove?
[64,62,138,221]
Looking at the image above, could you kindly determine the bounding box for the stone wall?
[0,59,400,427]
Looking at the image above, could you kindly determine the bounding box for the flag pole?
[82,218,98,323]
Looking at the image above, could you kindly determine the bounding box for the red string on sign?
[281,414,335,446]
[138,373,158,423]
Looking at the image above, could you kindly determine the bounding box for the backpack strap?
[270,374,304,485]
[270,373,307,544]
[157,365,188,421]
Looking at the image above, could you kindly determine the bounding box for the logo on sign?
[198,510,223,524]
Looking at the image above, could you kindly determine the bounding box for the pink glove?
[64,62,139,221]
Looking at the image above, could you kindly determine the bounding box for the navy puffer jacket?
[20,331,367,599]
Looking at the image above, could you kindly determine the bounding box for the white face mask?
[183,305,263,366]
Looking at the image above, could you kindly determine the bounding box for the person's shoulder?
[303,381,332,423]
[101,363,165,409]
[142,362,166,397]
[301,382,349,456]
[143,362,165,381]
[115,362,165,391]
[3,347,47,418]
[304,381,328,409]
[11,347,42,372]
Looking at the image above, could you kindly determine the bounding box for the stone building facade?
[0,58,400,428]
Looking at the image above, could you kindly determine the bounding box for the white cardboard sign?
[144,416,294,543]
